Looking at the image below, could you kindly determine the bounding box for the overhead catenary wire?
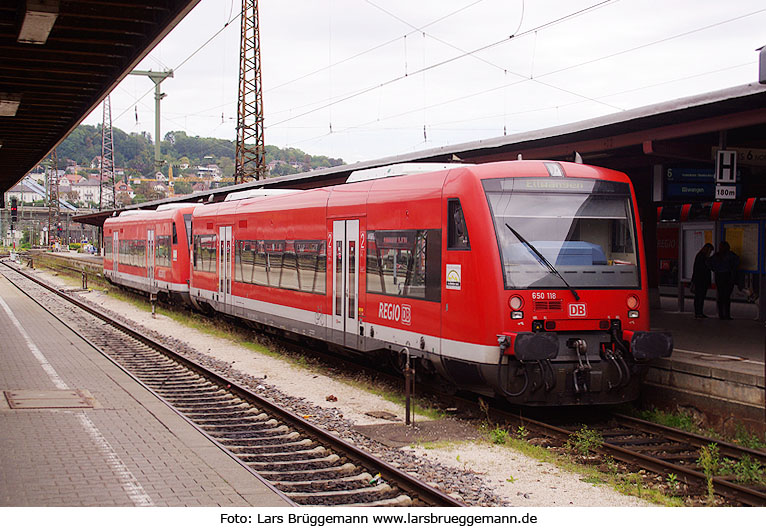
[281,7,765,145]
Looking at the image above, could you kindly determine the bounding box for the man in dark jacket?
[707,241,739,320]
[691,243,713,318]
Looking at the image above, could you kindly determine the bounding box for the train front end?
[480,162,671,405]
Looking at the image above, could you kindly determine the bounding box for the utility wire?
[267,0,620,129]
[278,6,764,138]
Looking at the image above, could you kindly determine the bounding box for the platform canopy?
[0,0,200,195]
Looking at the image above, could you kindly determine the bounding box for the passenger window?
[366,229,441,302]
[448,199,470,250]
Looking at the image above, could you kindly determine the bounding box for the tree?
[116,192,132,206]
[173,181,192,195]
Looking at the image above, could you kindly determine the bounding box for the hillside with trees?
[57,125,345,178]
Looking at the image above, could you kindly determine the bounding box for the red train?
[103,161,672,406]
[103,204,195,305]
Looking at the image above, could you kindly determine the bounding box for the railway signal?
[10,197,17,230]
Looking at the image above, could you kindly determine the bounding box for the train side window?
[184,214,192,247]
[280,243,301,291]
[254,241,269,286]
[156,235,171,267]
[297,240,327,294]
[193,234,217,272]
[265,241,284,287]
[366,229,441,302]
[235,240,257,283]
[172,223,178,245]
[448,199,470,250]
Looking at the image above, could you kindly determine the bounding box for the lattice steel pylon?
[235,0,266,183]
[47,149,60,246]
[99,95,116,210]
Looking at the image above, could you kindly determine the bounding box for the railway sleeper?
[617,443,692,453]
[187,411,267,422]
[174,404,253,415]
[197,419,280,431]
[171,398,247,408]
[129,362,186,371]
[257,463,358,482]
[285,483,395,505]
[603,437,665,446]
[227,438,316,454]
[207,425,292,438]
[140,376,208,386]
[342,494,413,507]
[155,385,221,397]
[650,452,704,462]
[193,417,278,429]
[235,446,329,462]
[218,431,301,446]
[129,365,187,374]
[244,453,342,471]
[271,472,374,491]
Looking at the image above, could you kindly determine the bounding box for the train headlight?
[511,311,524,319]
[509,295,524,310]
[628,310,640,318]
[626,294,640,310]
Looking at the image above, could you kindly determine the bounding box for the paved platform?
[646,297,765,436]
[0,273,291,507]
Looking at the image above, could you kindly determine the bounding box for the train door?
[218,226,233,310]
[113,232,119,275]
[147,229,155,290]
[331,219,360,348]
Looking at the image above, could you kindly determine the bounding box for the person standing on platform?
[691,243,713,318]
[708,241,739,320]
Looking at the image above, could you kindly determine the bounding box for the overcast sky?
[81,0,766,164]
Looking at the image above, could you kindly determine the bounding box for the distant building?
[196,164,221,181]
[71,177,112,206]
[6,181,44,203]
[115,180,134,199]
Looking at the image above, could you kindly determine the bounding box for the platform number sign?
[715,150,737,200]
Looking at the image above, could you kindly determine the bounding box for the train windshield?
[483,177,640,289]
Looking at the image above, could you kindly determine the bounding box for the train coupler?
[497,331,558,361]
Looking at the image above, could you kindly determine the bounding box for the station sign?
[664,167,715,200]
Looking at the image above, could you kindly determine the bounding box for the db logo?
[379,302,412,325]
[401,304,412,325]
[568,303,587,317]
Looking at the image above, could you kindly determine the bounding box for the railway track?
[493,410,766,506]
[0,260,464,507]
[10,253,766,506]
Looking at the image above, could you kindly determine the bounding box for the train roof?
[188,161,633,224]
[104,203,195,227]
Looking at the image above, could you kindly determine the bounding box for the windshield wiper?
[505,223,580,301]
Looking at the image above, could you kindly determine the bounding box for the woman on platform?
[691,243,713,318]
